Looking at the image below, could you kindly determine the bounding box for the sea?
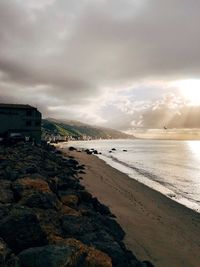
[63,139,200,212]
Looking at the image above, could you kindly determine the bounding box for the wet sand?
[64,149,200,267]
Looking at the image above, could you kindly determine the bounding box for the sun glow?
[175,79,200,106]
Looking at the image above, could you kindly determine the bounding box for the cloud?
[0,0,200,129]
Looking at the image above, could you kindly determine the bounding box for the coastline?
[0,142,150,267]
[64,148,200,267]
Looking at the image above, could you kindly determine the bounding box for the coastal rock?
[140,261,155,267]
[0,238,20,267]
[18,245,75,267]
[19,240,113,267]
[0,180,14,203]
[54,238,112,267]
[0,208,48,253]
[13,177,51,200]
[67,158,79,167]
[77,189,93,202]
[98,215,125,242]
[59,205,80,216]
[85,149,93,155]
[62,215,99,237]
[68,146,77,151]
[20,192,59,210]
[25,165,39,174]
[0,143,154,267]
[93,240,132,267]
[92,197,113,216]
[57,179,79,191]
[60,194,79,208]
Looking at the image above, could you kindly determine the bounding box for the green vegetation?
[42,118,134,139]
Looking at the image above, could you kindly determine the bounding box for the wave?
[98,153,200,213]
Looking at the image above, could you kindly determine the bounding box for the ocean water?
[63,139,200,212]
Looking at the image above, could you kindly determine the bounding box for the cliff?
[42,118,134,139]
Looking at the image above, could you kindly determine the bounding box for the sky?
[1,0,200,132]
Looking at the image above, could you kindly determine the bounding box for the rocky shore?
[0,142,153,267]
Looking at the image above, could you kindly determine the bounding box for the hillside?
[42,118,134,139]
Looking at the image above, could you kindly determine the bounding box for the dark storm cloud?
[0,0,200,128]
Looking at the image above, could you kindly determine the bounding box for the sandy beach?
[65,149,200,267]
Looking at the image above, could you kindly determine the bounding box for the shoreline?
[97,154,200,213]
[0,142,149,267]
[64,148,200,267]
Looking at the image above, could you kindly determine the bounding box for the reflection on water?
[64,139,200,212]
[187,140,200,158]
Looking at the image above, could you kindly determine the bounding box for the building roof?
[0,104,37,110]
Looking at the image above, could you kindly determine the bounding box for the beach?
[65,148,200,267]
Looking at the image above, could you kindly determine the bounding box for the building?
[0,104,42,142]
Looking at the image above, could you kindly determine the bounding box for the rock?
[78,170,86,174]
[0,203,10,221]
[18,245,75,267]
[55,150,62,155]
[59,205,80,216]
[60,194,79,208]
[67,158,79,166]
[85,149,93,155]
[0,208,48,253]
[141,261,155,267]
[92,197,112,216]
[68,147,76,151]
[57,178,84,191]
[76,164,85,170]
[98,215,125,242]
[93,240,131,267]
[0,238,20,267]
[0,143,153,267]
[77,190,93,202]
[123,149,127,152]
[84,246,112,267]
[13,177,51,200]
[20,192,59,210]
[56,238,112,267]
[62,215,99,237]
[0,180,14,203]
[25,165,39,174]
[111,148,116,151]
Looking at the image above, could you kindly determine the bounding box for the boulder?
[18,245,75,267]
[25,165,39,174]
[62,215,99,237]
[93,240,132,267]
[68,147,77,151]
[98,215,125,242]
[13,177,51,200]
[59,205,80,216]
[0,238,20,267]
[55,238,112,267]
[0,208,48,253]
[20,192,59,210]
[0,180,14,203]
[77,190,93,202]
[92,197,112,216]
[60,194,79,207]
